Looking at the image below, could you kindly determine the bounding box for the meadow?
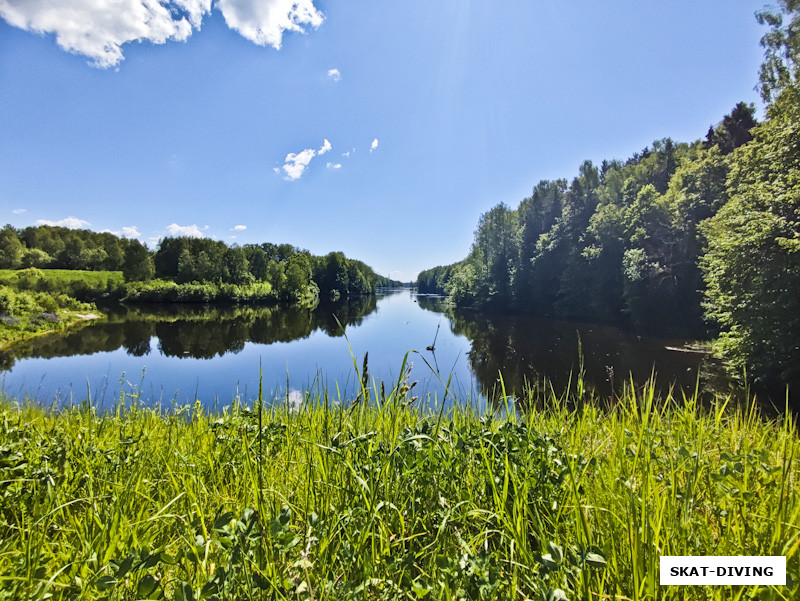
[0,363,797,601]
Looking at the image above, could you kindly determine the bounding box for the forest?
[0,225,399,347]
[418,3,800,387]
[0,225,400,302]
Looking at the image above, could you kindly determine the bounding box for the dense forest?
[418,2,800,385]
[0,225,400,303]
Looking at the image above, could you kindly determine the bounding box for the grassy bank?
[0,376,797,600]
[0,285,101,350]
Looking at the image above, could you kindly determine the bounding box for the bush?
[0,286,39,315]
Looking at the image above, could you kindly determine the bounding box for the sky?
[0,0,768,282]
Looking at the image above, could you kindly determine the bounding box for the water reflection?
[415,295,732,401]
[0,295,379,369]
[0,290,754,409]
[449,309,732,400]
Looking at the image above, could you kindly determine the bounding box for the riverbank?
[0,310,102,351]
[0,284,103,351]
[1,380,796,600]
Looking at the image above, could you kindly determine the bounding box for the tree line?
[418,2,800,385]
[0,225,400,303]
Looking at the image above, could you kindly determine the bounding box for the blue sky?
[0,1,767,282]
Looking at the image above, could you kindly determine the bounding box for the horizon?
[1,1,767,281]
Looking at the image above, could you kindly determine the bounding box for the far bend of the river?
[0,289,749,410]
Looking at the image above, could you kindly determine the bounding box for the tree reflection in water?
[1,292,743,408]
[415,295,732,403]
[0,295,380,368]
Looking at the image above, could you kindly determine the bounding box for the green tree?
[701,86,800,382]
[225,246,252,285]
[757,0,800,102]
[514,180,566,305]
[284,253,313,299]
[21,247,53,268]
[123,242,155,282]
[705,102,758,155]
[472,203,518,307]
[318,252,350,300]
[0,226,24,269]
[177,249,197,283]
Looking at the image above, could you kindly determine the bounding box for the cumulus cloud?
[166,222,205,237]
[102,225,142,238]
[327,68,340,81]
[216,0,322,49]
[0,0,323,68]
[36,216,91,229]
[12,208,26,214]
[232,224,247,231]
[370,138,379,153]
[282,148,316,181]
[280,139,329,180]
[326,162,341,169]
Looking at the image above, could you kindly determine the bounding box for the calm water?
[1,289,735,408]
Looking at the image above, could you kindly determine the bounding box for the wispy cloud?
[0,0,323,68]
[326,162,341,169]
[327,68,340,81]
[370,138,379,153]
[36,216,91,229]
[318,139,332,155]
[231,224,247,231]
[11,208,26,214]
[166,223,205,238]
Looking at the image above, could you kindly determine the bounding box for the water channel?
[1,289,738,409]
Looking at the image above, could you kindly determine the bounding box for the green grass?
[0,285,99,349]
[0,369,797,600]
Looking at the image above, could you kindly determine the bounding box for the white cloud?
[121,226,142,238]
[232,224,247,231]
[166,223,205,237]
[282,147,316,181]
[0,0,323,68]
[280,389,303,407]
[102,225,142,238]
[279,138,332,180]
[327,68,340,81]
[370,138,379,153]
[36,216,91,229]
[217,0,323,49]
[12,208,26,214]
[326,162,341,169]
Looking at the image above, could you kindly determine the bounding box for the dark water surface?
[1,289,737,408]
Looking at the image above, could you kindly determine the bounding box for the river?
[0,289,736,409]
